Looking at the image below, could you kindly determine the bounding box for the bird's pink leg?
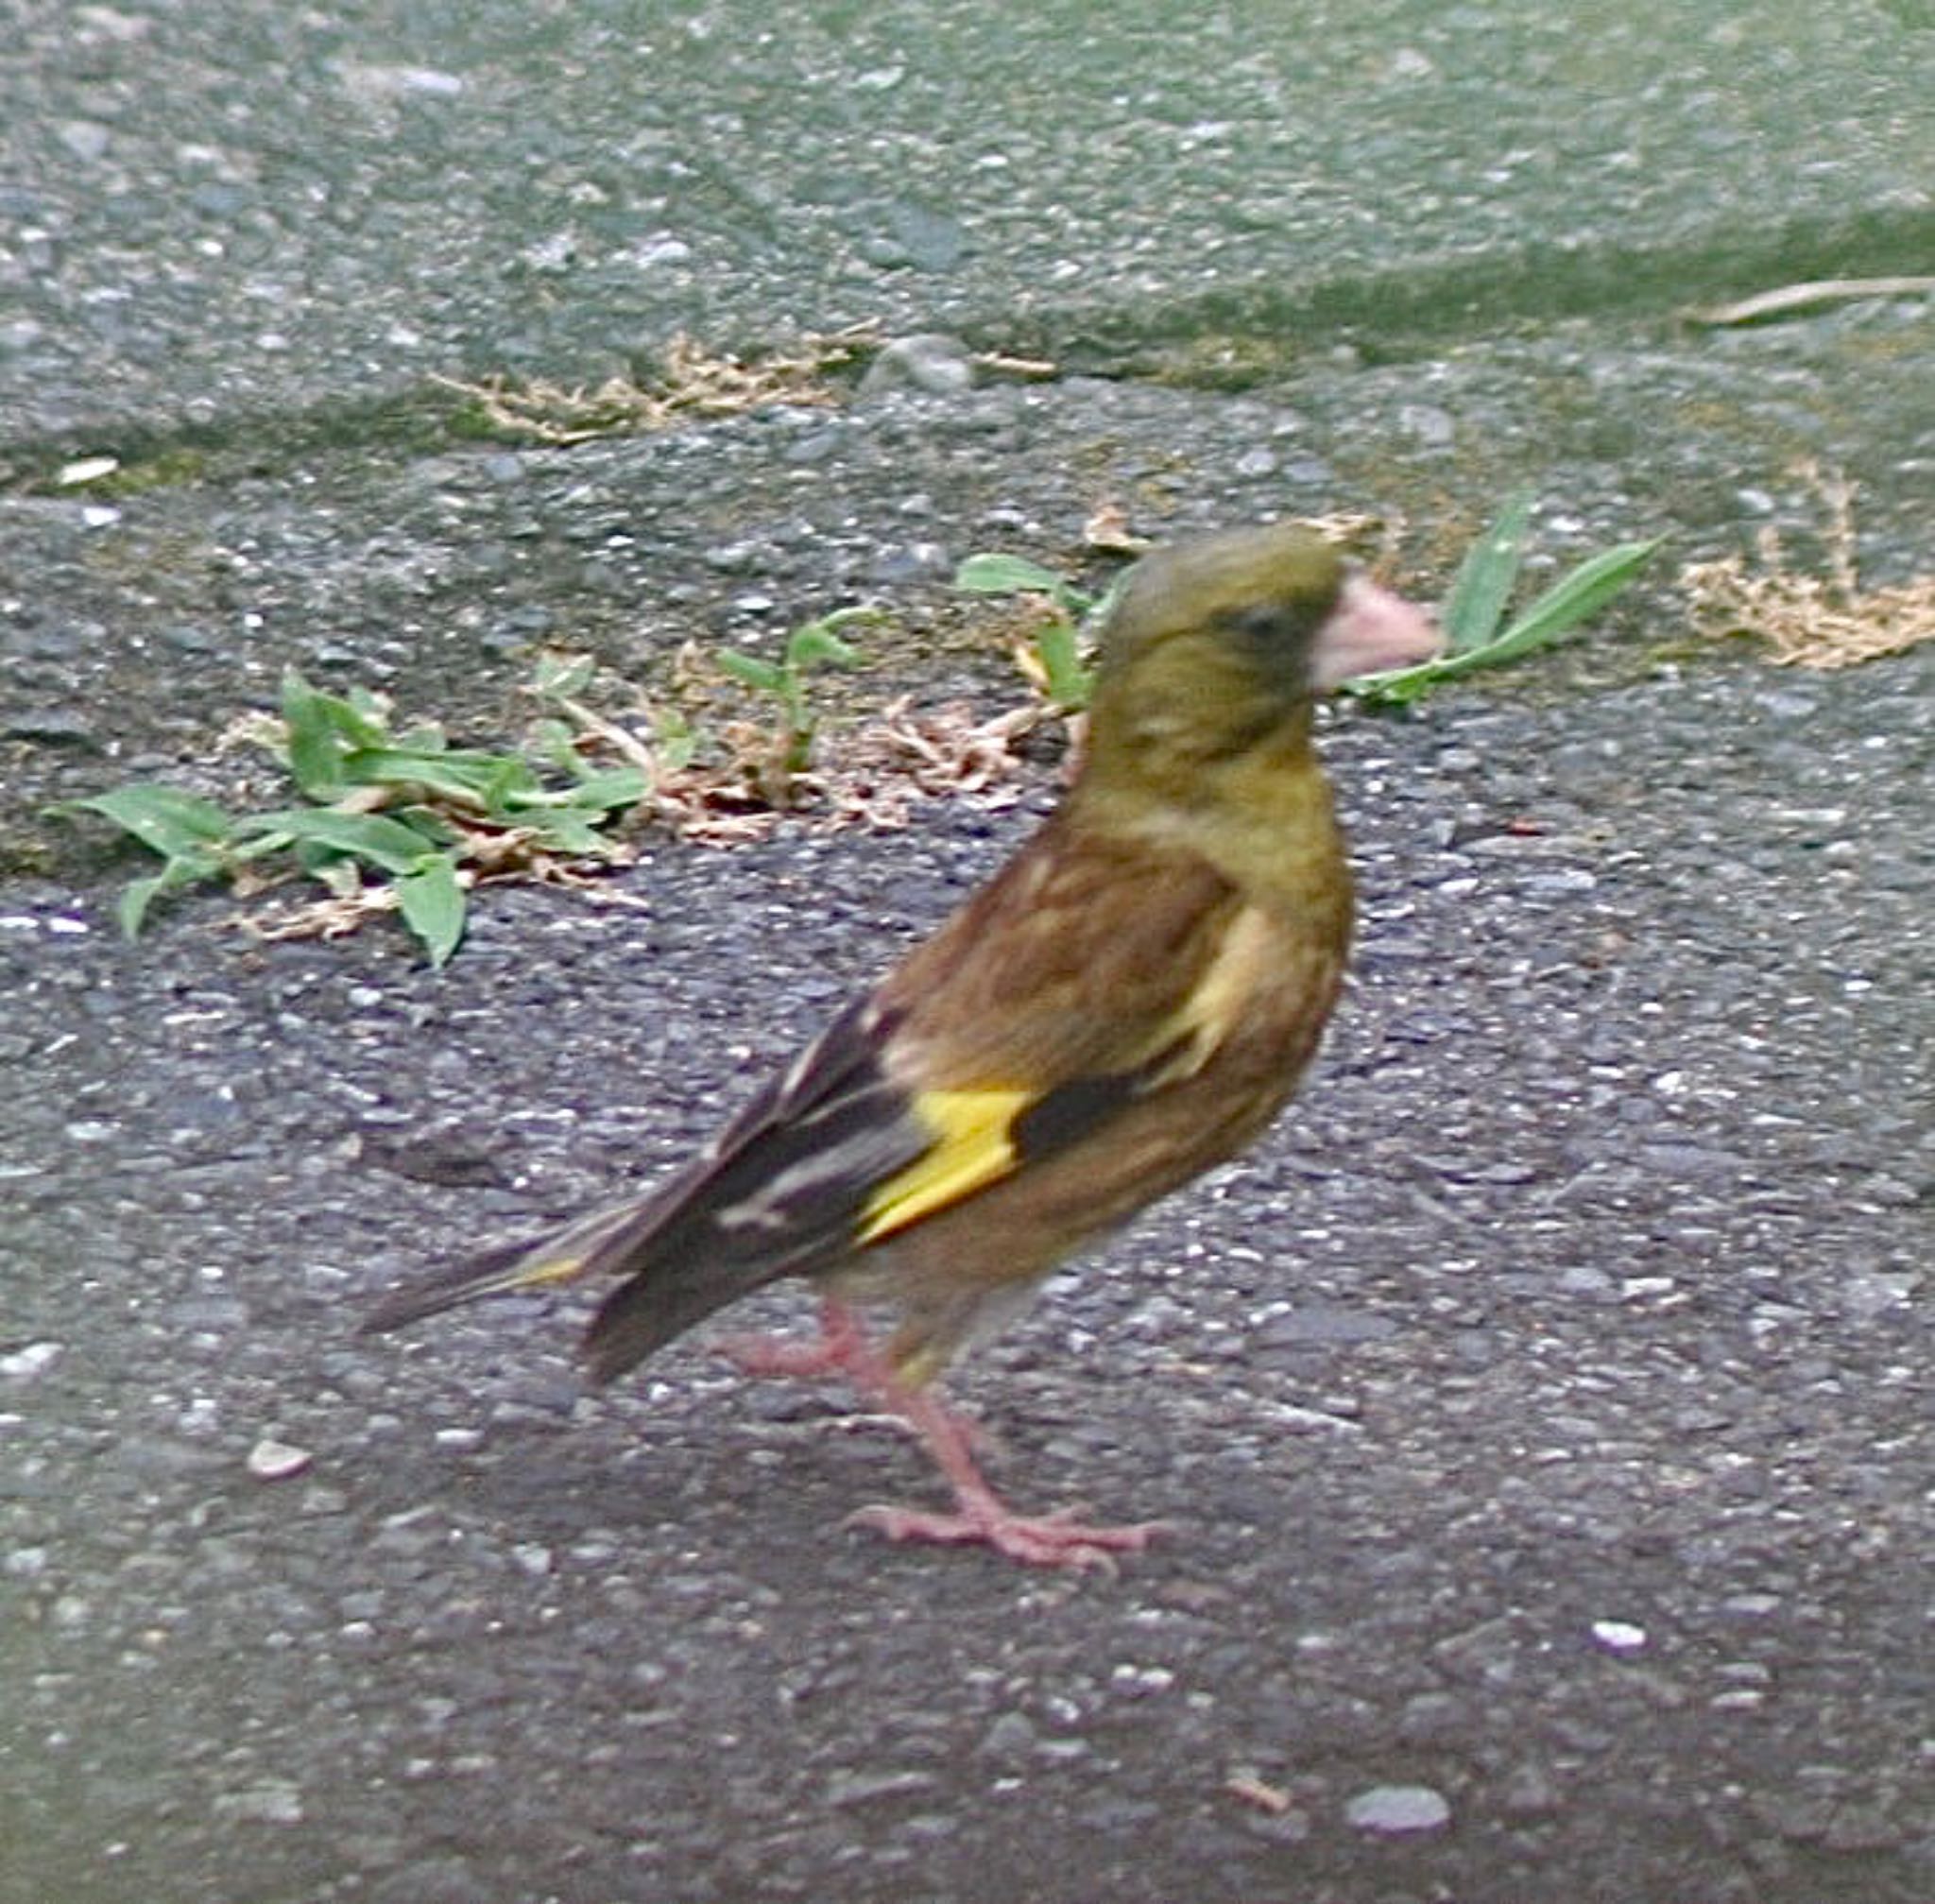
[720,1296,1166,1570]
[714,1296,869,1380]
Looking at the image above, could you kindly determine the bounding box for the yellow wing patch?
[857,1085,1032,1244]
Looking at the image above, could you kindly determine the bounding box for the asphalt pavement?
[2,5,1931,1902]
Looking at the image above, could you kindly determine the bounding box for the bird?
[363,522,1439,1568]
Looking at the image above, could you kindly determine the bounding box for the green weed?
[52,666,647,966]
[714,607,879,798]
[952,553,1121,712]
[1342,491,1663,706]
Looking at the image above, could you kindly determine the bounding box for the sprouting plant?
[952,554,1119,712]
[1341,490,1663,707]
[714,606,879,796]
[527,650,698,780]
[52,666,648,966]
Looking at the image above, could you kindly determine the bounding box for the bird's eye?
[1219,598,1329,663]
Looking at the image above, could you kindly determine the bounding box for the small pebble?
[980,1711,1037,1761]
[0,1342,62,1381]
[826,1768,935,1809]
[56,455,119,486]
[247,1437,314,1482]
[1711,1689,1765,1711]
[1590,1619,1648,1654]
[858,334,974,397]
[212,1780,304,1825]
[1345,1783,1451,1834]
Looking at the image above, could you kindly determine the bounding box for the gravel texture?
[2,3,1932,1900]
[6,1,1930,442]
[4,616,1929,1902]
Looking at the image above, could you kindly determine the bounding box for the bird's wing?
[558,987,938,1284]
[848,827,1253,1243]
[574,832,1256,1381]
[354,989,925,1336]
[588,828,1246,1273]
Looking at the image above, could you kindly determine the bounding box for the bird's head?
[1085,524,1439,781]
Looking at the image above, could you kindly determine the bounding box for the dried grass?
[435,325,881,443]
[232,823,650,948]
[636,700,1036,847]
[1682,462,1935,669]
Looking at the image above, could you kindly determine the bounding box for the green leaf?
[309,855,364,900]
[486,755,551,818]
[814,604,887,642]
[1485,537,1666,660]
[343,684,393,728]
[530,652,598,700]
[390,721,449,754]
[1344,534,1665,706]
[1080,571,1129,632]
[715,649,787,694]
[394,854,466,967]
[1339,660,1443,707]
[1442,489,1534,654]
[279,669,389,799]
[239,807,444,876]
[116,854,221,937]
[56,785,235,860]
[282,723,344,800]
[337,746,539,810]
[529,717,582,776]
[521,809,609,856]
[954,553,1072,597]
[784,624,860,672]
[118,871,172,938]
[1033,621,1094,710]
[527,767,647,814]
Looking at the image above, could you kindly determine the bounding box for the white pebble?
[1346,1784,1451,1834]
[0,1342,62,1381]
[1591,1619,1648,1654]
[247,1437,314,1482]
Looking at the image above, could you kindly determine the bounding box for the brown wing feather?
[845,813,1354,1378]
[879,814,1247,1087]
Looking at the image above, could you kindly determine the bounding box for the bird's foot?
[721,1295,1166,1570]
[848,1496,1168,1572]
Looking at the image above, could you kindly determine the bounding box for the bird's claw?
[847,1499,1170,1572]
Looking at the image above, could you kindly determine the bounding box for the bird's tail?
[360,1196,795,1385]
[359,1200,648,1334]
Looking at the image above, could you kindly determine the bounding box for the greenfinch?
[366,523,1438,1567]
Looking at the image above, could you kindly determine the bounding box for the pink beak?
[1310,572,1442,692]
